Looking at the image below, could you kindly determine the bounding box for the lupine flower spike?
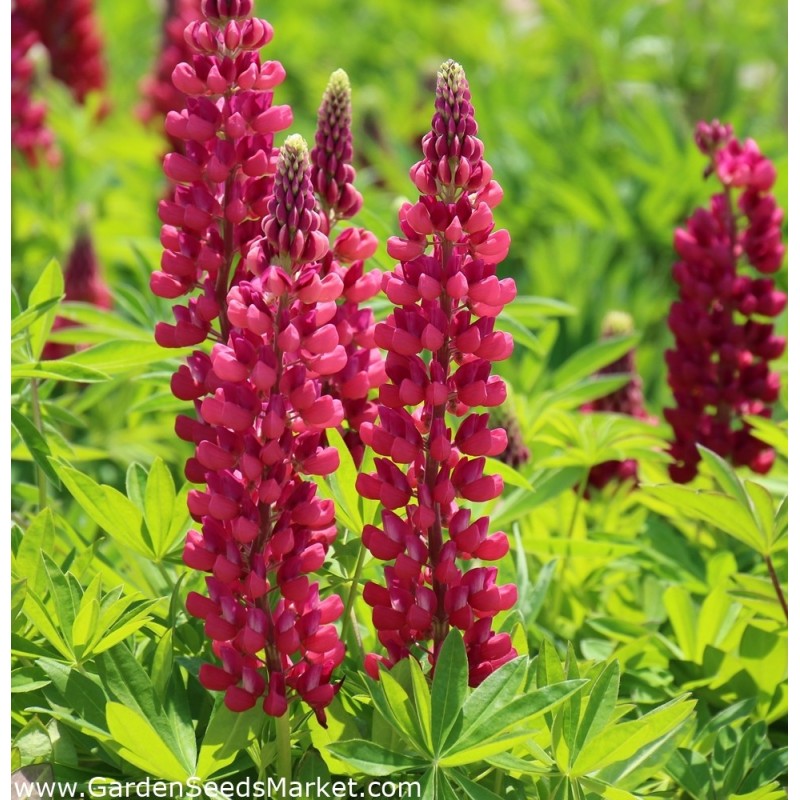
[310,70,384,466]
[14,0,108,109]
[357,60,518,687]
[665,121,786,483]
[490,405,530,470]
[183,135,347,724]
[10,10,59,167]
[581,311,656,489]
[138,0,203,151]
[153,3,344,724]
[43,225,112,360]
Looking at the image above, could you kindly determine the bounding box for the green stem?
[29,378,48,511]
[275,712,292,793]
[765,554,788,620]
[341,541,368,652]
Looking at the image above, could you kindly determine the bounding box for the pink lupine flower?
[179,135,346,724]
[138,0,203,150]
[10,10,59,167]
[43,228,112,360]
[665,121,786,482]
[152,2,344,724]
[15,0,108,109]
[309,70,384,467]
[356,60,518,687]
[580,311,657,489]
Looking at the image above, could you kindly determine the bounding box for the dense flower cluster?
[356,60,518,687]
[138,0,203,151]
[182,135,347,723]
[10,10,59,166]
[14,0,107,107]
[310,70,384,466]
[581,311,654,489]
[43,228,112,360]
[665,121,786,483]
[152,2,360,723]
[151,0,293,340]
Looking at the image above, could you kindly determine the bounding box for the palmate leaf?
[11,408,62,487]
[26,259,64,361]
[552,332,640,389]
[570,694,695,775]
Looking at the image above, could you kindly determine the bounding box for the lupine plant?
[9,2,788,799]
[665,121,786,483]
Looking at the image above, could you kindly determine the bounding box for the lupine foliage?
[10,1,787,799]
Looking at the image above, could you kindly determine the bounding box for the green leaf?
[440,731,536,767]
[106,702,191,782]
[407,657,434,754]
[11,361,111,383]
[448,769,505,799]
[326,740,427,776]
[571,695,695,775]
[62,340,187,375]
[322,427,363,533]
[697,445,748,506]
[643,485,763,552]
[52,461,151,558]
[572,661,620,761]
[10,408,61,487]
[145,457,177,559]
[552,333,640,389]
[197,700,266,780]
[11,296,62,339]
[744,480,776,553]
[41,554,81,647]
[431,630,468,752]
[26,259,64,360]
[447,679,586,757]
[14,509,55,596]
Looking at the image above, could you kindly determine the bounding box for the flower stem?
[765,554,788,620]
[341,540,368,658]
[29,378,48,511]
[275,711,292,792]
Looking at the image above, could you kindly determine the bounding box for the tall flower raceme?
[665,121,786,483]
[580,311,656,490]
[152,5,345,723]
[43,227,112,360]
[14,0,108,109]
[10,10,59,167]
[356,60,518,687]
[183,135,347,723]
[138,0,203,151]
[310,70,384,467]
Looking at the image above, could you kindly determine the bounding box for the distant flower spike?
[581,311,656,489]
[665,121,786,482]
[357,61,518,687]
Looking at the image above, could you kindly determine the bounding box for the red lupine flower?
[14,0,107,108]
[581,311,657,489]
[152,1,344,724]
[10,10,59,167]
[179,135,346,725]
[356,60,518,687]
[43,228,112,360]
[310,70,385,466]
[665,121,786,482]
[138,0,203,151]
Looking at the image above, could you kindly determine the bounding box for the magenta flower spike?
[151,0,292,342]
[310,70,385,466]
[11,11,58,167]
[665,121,786,483]
[43,227,112,360]
[356,60,518,686]
[182,135,347,724]
[581,311,656,489]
